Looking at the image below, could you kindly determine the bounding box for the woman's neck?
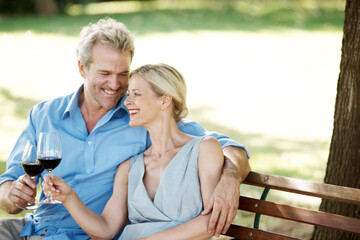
[145,116,189,158]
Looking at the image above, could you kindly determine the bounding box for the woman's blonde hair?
[131,63,188,122]
[76,18,135,68]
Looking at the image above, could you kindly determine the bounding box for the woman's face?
[124,74,162,127]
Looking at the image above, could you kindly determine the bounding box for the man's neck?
[78,92,109,134]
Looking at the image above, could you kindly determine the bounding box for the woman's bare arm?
[44,160,130,239]
[202,146,250,236]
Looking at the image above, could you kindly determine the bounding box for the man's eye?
[134,93,140,96]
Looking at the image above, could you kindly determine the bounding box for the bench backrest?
[225,171,360,240]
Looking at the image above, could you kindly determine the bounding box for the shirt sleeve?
[177,119,250,159]
[0,106,38,186]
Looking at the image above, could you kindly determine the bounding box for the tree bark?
[311,0,360,239]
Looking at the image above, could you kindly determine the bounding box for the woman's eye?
[134,93,140,97]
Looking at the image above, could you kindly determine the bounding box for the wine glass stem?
[29,176,36,203]
[47,171,53,200]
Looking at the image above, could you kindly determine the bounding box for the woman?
[43,63,224,240]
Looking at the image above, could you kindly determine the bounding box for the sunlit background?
[0,0,346,238]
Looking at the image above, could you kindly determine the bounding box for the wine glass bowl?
[38,157,62,172]
[21,140,44,210]
[37,132,62,204]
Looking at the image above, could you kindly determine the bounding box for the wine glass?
[21,140,44,210]
[37,132,62,204]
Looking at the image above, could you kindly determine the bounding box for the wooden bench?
[224,171,360,239]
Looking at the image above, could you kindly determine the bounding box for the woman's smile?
[128,109,140,117]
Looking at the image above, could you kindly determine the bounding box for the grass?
[0,0,345,238]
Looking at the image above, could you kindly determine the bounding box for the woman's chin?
[129,121,140,127]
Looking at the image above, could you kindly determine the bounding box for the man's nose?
[108,75,121,89]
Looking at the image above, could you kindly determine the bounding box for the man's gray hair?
[76,18,135,68]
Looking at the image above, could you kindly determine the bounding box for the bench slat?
[243,171,360,204]
[239,196,360,234]
[226,225,301,240]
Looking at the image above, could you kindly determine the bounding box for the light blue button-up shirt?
[0,85,248,240]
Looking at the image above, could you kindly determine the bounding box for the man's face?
[79,42,131,112]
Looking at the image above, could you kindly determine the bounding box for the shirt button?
[87,141,92,145]
[87,169,92,173]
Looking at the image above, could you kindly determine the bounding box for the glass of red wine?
[37,132,62,204]
[21,140,44,210]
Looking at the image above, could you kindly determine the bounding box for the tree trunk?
[34,0,58,16]
[311,0,360,239]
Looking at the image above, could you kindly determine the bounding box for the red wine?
[22,163,44,176]
[38,157,62,171]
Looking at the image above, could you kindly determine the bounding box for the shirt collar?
[62,85,129,120]
[62,85,83,120]
[111,94,129,119]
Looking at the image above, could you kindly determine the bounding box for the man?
[0,18,250,240]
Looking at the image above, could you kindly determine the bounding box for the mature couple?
[0,18,250,240]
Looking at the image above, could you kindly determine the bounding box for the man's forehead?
[90,59,131,72]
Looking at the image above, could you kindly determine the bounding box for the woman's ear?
[78,60,86,79]
[161,95,173,109]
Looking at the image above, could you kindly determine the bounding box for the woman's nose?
[124,94,132,106]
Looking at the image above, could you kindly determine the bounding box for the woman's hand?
[42,174,73,203]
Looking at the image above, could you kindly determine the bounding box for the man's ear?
[78,60,86,79]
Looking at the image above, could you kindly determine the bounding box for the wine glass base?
[39,199,62,204]
[25,202,40,210]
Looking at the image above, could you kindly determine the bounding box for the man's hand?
[7,174,37,210]
[201,171,240,237]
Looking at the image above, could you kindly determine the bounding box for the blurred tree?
[0,0,96,15]
[0,0,35,14]
[311,0,360,239]
[34,0,58,15]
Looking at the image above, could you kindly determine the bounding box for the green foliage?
[0,160,5,174]
[0,88,39,120]
[0,0,345,34]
